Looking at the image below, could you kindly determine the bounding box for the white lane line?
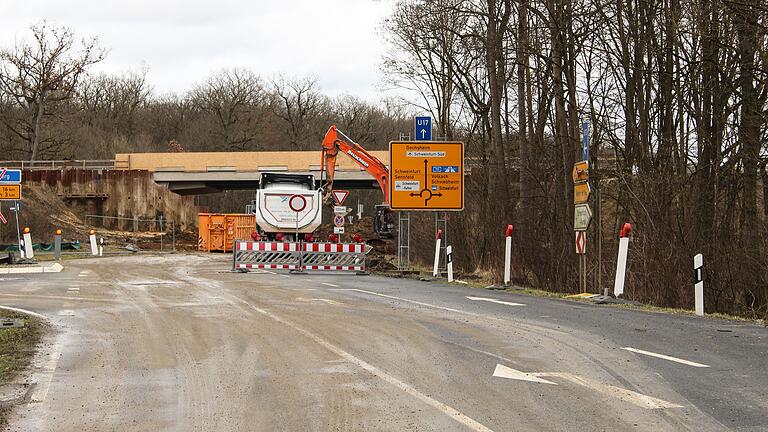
[322,282,339,288]
[466,296,524,306]
[279,274,291,278]
[0,305,47,320]
[621,347,710,368]
[238,300,495,432]
[330,288,468,314]
[67,287,80,292]
[264,270,276,274]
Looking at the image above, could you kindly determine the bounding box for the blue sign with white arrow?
[0,169,21,183]
[415,116,432,141]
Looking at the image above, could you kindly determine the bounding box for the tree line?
[2,8,767,318]
[0,23,410,162]
[383,0,767,318]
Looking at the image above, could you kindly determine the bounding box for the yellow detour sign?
[574,182,591,204]
[572,160,589,183]
[0,184,20,200]
[389,141,464,211]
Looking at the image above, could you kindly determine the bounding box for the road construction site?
[1,253,765,431]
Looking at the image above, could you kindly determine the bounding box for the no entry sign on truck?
[389,141,464,211]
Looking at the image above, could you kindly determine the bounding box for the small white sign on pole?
[694,254,704,316]
[613,237,629,297]
[446,245,454,282]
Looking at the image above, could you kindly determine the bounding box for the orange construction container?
[198,213,256,252]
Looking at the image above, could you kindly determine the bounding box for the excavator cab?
[374,205,395,237]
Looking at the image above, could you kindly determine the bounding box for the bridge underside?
[155,170,381,195]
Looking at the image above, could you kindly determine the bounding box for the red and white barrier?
[433,228,443,278]
[233,240,370,273]
[504,225,513,286]
[613,223,632,297]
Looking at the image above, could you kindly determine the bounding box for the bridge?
[114,151,391,195]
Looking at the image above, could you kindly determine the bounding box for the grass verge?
[0,311,44,426]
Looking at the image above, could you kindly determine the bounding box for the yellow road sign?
[572,161,589,183]
[389,141,464,211]
[574,182,591,204]
[0,184,20,200]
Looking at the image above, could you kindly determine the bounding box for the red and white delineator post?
[504,224,513,286]
[22,227,33,259]
[432,228,443,278]
[613,223,632,297]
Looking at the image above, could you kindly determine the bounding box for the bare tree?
[0,22,104,159]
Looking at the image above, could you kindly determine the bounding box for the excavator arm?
[320,125,390,205]
[320,125,394,236]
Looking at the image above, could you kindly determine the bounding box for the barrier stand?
[613,223,632,297]
[89,229,98,256]
[22,227,33,259]
[694,254,704,316]
[504,224,513,287]
[234,240,370,274]
[53,229,62,260]
[432,228,443,278]
[446,245,454,282]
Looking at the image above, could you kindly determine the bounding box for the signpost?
[0,167,22,257]
[389,141,464,211]
[289,194,307,271]
[414,116,432,141]
[573,155,591,293]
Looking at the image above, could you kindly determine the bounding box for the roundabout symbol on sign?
[289,194,307,213]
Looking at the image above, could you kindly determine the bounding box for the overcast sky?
[0,0,394,101]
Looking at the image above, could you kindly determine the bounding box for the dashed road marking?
[238,300,496,432]
[322,282,339,288]
[621,347,710,368]
[466,296,524,306]
[29,347,61,403]
[279,274,291,278]
[67,287,80,292]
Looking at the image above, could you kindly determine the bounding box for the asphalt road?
[0,254,765,431]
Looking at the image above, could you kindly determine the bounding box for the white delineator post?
[694,254,704,316]
[22,227,33,259]
[432,228,443,278]
[89,230,98,256]
[613,223,632,297]
[504,224,514,286]
[446,245,454,282]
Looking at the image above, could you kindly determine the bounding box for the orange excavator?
[320,125,395,236]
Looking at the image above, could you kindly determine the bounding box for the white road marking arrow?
[492,364,683,409]
[466,296,524,306]
[493,364,557,385]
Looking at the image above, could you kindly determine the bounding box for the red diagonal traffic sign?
[0,210,7,225]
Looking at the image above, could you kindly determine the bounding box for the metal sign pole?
[13,201,21,258]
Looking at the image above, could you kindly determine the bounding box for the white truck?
[251,173,322,240]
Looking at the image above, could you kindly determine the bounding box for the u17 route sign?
[389,141,464,211]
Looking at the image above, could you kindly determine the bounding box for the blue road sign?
[415,116,432,141]
[432,166,459,173]
[581,122,590,161]
[0,169,21,183]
